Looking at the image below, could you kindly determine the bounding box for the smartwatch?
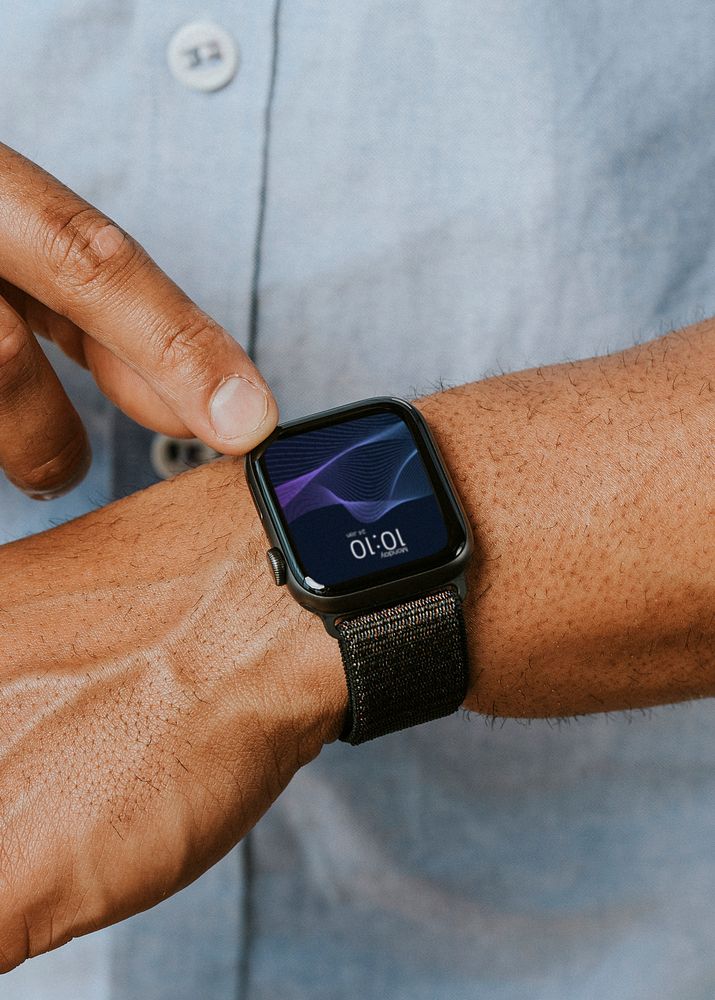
[245,397,473,745]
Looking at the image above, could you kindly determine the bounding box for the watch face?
[253,399,468,596]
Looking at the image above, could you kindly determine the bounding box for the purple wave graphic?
[270,418,433,526]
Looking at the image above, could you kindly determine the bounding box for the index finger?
[0,143,278,453]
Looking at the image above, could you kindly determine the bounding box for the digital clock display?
[260,407,451,590]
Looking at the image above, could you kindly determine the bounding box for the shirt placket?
[107,4,278,1000]
[110,1,275,499]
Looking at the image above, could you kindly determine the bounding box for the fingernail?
[89,224,126,262]
[27,485,75,501]
[209,376,269,441]
[20,445,92,501]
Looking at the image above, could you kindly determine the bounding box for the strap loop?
[336,588,469,745]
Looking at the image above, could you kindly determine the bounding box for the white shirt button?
[151,434,219,480]
[167,20,239,93]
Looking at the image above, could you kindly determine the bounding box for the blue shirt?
[3,3,715,998]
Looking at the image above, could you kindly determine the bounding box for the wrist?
[171,458,348,758]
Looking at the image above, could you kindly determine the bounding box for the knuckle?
[38,202,145,302]
[150,309,223,386]
[0,312,29,375]
[0,321,39,408]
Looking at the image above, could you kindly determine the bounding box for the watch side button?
[266,547,287,586]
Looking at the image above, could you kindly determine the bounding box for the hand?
[0,458,346,970]
[0,143,278,498]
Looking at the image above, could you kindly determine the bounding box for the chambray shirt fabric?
[2,2,715,998]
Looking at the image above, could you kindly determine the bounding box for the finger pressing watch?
[245,397,473,745]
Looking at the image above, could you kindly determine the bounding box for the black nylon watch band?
[336,587,469,746]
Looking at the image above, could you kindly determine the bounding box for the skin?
[0,144,279,497]
[0,318,712,972]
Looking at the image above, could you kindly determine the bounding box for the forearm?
[421,321,714,717]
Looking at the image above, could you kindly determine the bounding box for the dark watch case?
[244,397,473,636]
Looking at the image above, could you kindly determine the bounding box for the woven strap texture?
[336,588,469,745]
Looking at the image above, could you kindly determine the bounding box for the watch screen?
[258,403,462,592]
